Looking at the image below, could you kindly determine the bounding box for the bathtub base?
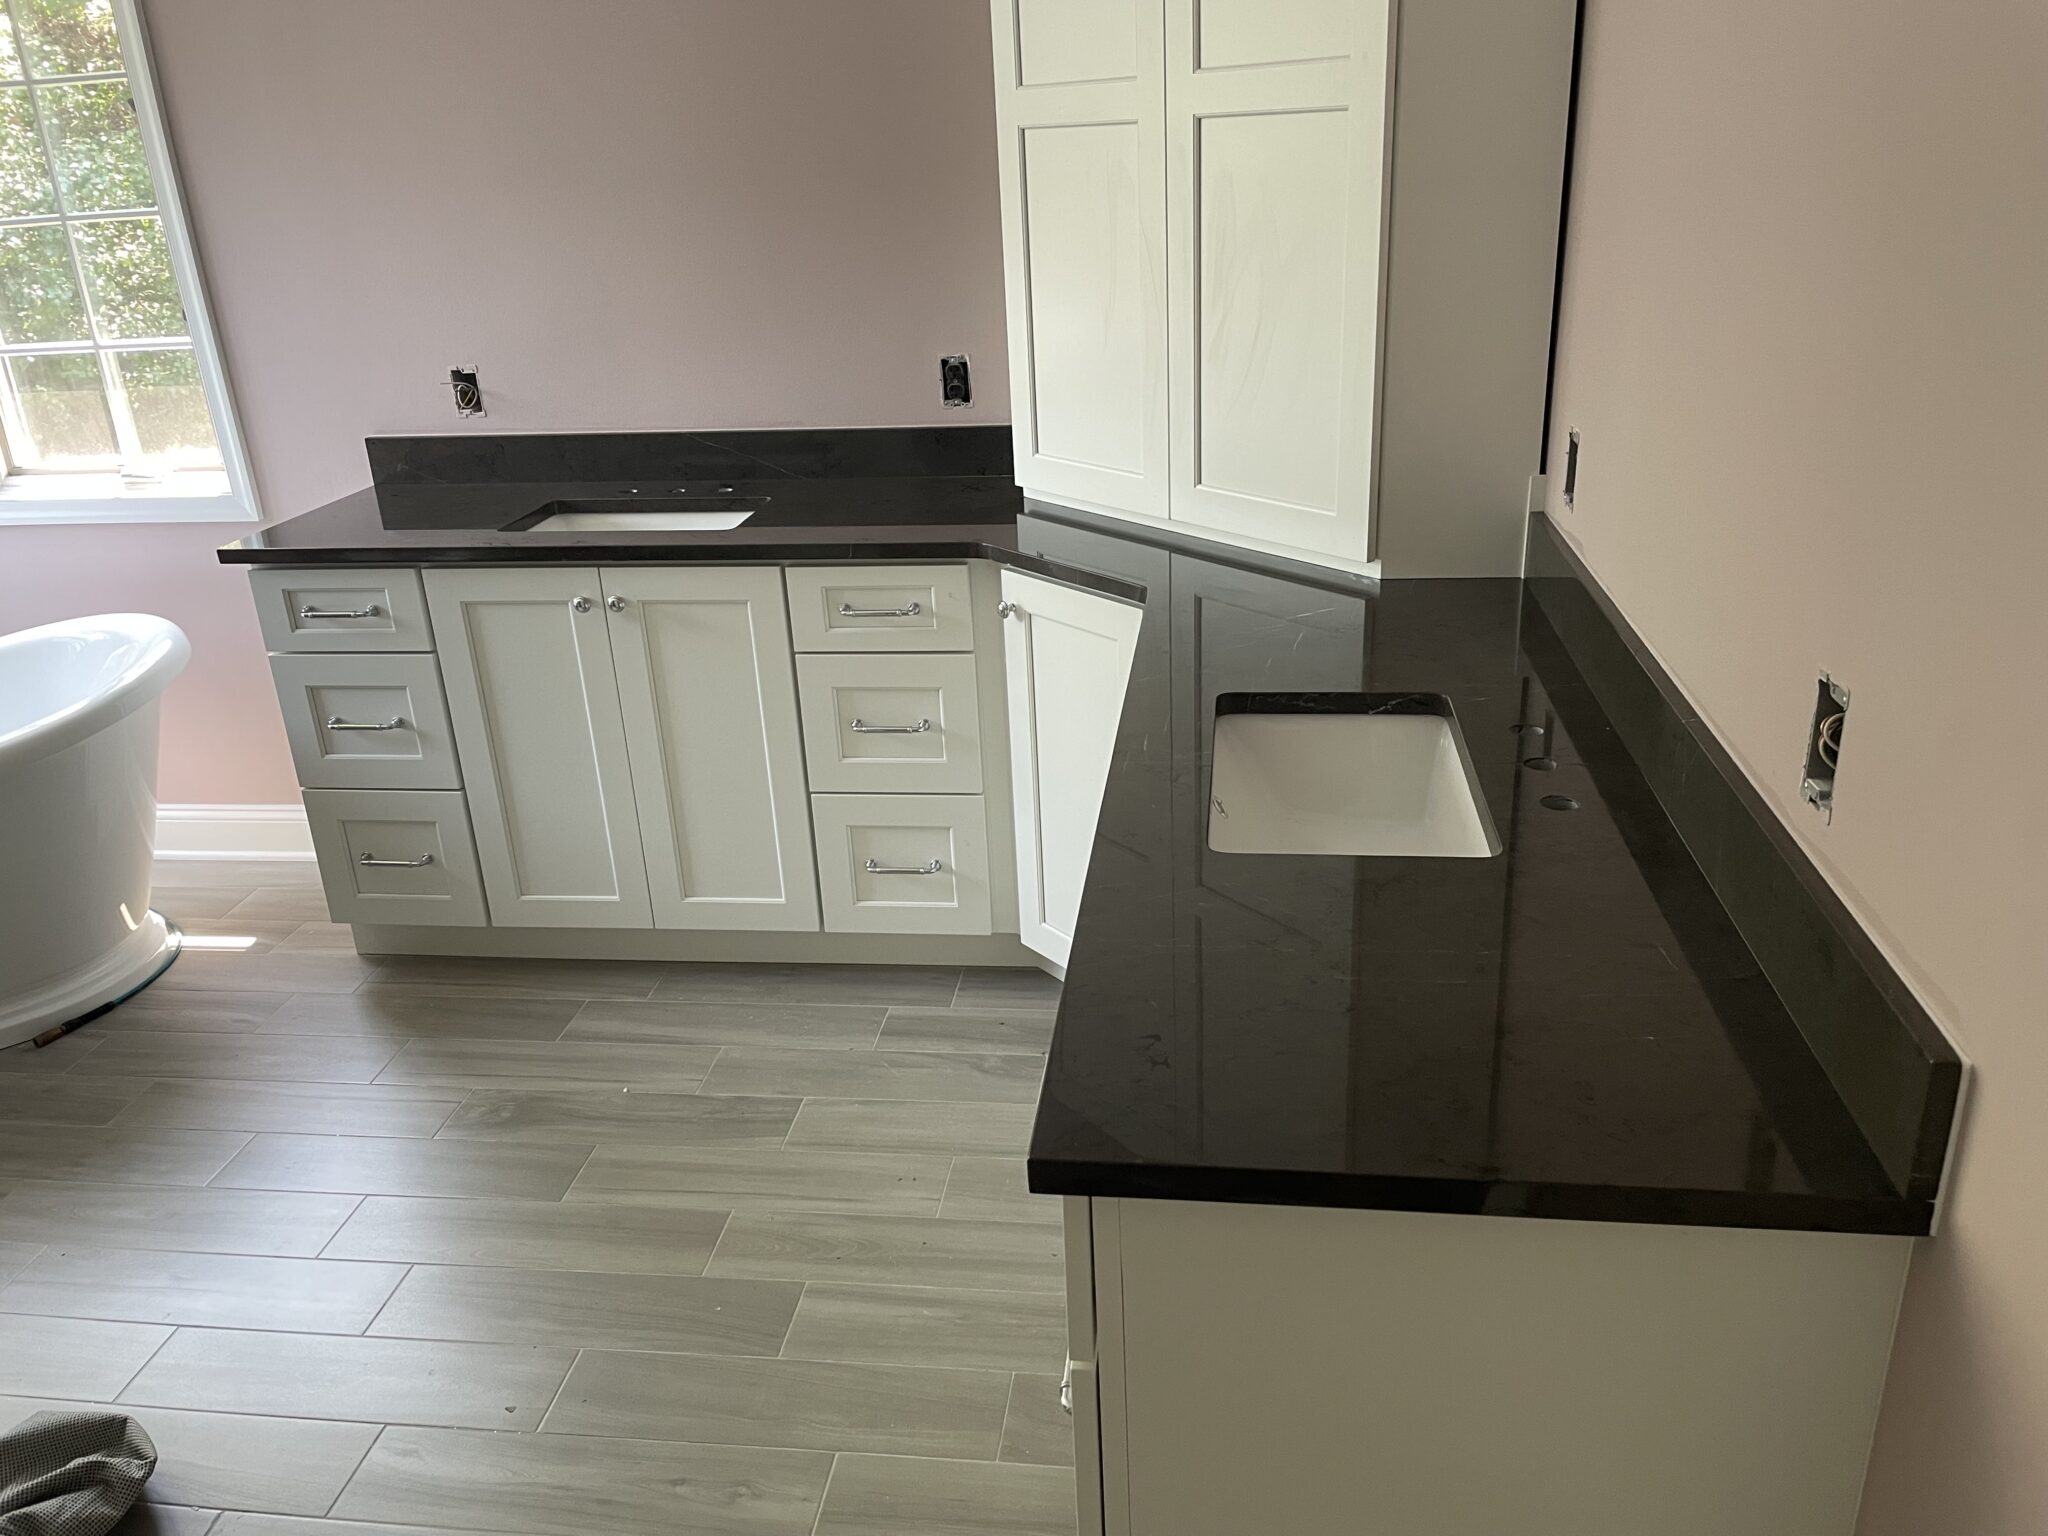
[0,912,180,1050]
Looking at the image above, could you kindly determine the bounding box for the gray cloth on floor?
[0,1410,156,1536]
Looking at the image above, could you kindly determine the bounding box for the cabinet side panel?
[1113,1199,1910,1536]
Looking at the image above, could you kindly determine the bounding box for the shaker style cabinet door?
[999,570,1143,966]
[601,567,821,933]
[1164,0,1393,565]
[424,569,653,928]
[989,0,1170,519]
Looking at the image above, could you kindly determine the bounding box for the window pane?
[13,0,123,79]
[73,215,186,339]
[7,351,116,466]
[0,85,55,215]
[115,348,219,468]
[0,13,22,80]
[0,222,88,342]
[40,80,150,210]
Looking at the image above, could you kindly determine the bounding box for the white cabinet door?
[1164,0,1392,564]
[425,569,652,928]
[1000,570,1143,965]
[990,0,1169,519]
[602,567,820,933]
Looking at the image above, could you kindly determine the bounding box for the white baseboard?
[155,803,313,860]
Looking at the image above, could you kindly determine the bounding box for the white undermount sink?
[523,509,757,532]
[1207,699,1501,859]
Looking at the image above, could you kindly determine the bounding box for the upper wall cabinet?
[989,0,1577,577]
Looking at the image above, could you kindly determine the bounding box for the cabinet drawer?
[303,789,488,927]
[252,567,432,652]
[271,653,459,790]
[797,653,983,794]
[812,794,992,935]
[785,564,974,652]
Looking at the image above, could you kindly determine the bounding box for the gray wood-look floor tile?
[155,859,321,890]
[99,991,294,1034]
[0,1034,102,1073]
[375,1038,721,1090]
[785,1098,1037,1156]
[367,1264,799,1355]
[568,1145,948,1216]
[657,963,961,1008]
[323,1195,729,1275]
[333,1424,832,1536]
[223,888,336,925]
[814,1453,1076,1536]
[547,1351,1011,1459]
[210,1133,594,1201]
[259,991,581,1041]
[566,998,886,1050]
[270,923,356,952]
[702,1046,1044,1104]
[708,1212,1064,1293]
[153,951,376,996]
[151,885,258,919]
[0,1247,404,1332]
[169,920,305,954]
[0,1074,152,1126]
[436,1087,798,1147]
[111,1505,220,1536]
[954,968,1065,1010]
[0,1394,377,1516]
[781,1283,1066,1373]
[76,1035,404,1085]
[121,1328,576,1431]
[940,1157,1063,1224]
[1001,1373,1076,1466]
[212,1519,476,1536]
[878,1007,1058,1055]
[0,1241,41,1285]
[115,1079,460,1138]
[0,1124,251,1188]
[363,955,666,1001]
[0,1182,360,1258]
[0,1312,172,1397]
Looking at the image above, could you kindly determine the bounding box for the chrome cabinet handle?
[839,601,921,618]
[864,857,942,876]
[298,603,380,620]
[996,600,1018,619]
[571,596,593,612]
[607,595,627,612]
[326,715,405,732]
[850,717,931,735]
[357,852,434,868]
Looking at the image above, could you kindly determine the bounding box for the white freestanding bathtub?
[0,614,190,1047]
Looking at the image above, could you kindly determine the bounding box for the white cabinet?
[425,569,653,929]
[988,0,1576,576]
[604,567,820,932]
[999,569,1143,965]
[989,0,1169,518]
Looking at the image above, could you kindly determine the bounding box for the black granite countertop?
[220,443,1941,1236]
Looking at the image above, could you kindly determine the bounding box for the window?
[0,0,253,522]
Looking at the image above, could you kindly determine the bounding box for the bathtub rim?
[0,612,192,770]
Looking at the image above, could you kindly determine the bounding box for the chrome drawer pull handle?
[358,852,434,868]
[326,715,405,732]
[864,857,942,876]
[838,601,921,618]
[849,717,931,735]
[298,603,381,620]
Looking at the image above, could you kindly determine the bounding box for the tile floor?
[0,860,1075,1536]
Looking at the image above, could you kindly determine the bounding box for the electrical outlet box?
[940,355,972,409]
[1800,674,1848,820]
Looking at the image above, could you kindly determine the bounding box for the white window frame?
[0,0,257,525]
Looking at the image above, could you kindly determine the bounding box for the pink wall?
[0,0,1006,804]
[1546,2,2047,1529]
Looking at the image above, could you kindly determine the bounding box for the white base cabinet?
[1069,1196,1914,1536]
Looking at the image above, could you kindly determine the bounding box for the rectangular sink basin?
[509,498,761,533]
[1207,694,1501,858]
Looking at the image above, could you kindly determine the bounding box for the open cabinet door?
[999,569,1143,966]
